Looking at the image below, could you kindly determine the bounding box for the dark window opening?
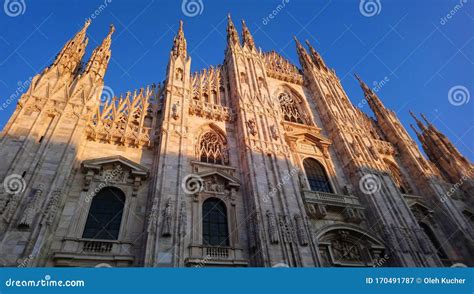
[303,158,333,193]
[82,187,125,240]
[202,198,229,246]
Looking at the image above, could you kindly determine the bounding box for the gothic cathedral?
[0,17,472,267]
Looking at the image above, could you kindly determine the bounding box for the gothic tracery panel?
[278,92,309,125]
[198,130,229,165]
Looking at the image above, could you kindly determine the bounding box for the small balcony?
[185,245,248,267]
[52,238,134,267]
[303,190,362,207]
[303,190,365,223]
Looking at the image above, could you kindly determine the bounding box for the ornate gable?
[283,124,331,156]
[81,155,149,195]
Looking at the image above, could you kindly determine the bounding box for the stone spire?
[409,124,422,138]
[171,20,187,59]
[305,40,327,71]
[241,19,255,50]
[226,14,240,48]
[409,111,426,131]
[410,112,473,188]
[84,24,115,79]
[293,36,313,70]
[355,74,386,115]
[51,19,91,75]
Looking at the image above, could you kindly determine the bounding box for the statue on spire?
[172,20,187,59]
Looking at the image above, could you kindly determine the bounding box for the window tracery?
[198,130,228,165]
[278,92,309,124]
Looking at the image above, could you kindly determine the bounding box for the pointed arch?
[196,124,229,165]
[274,84,311,125]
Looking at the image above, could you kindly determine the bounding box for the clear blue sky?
[0,0,472,160]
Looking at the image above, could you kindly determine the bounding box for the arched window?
[303,158,333,193]
[278,92,308,124]
[202,198,229,246]
[82,187,125,240]
[199,130,228,165]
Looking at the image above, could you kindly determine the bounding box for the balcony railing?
[303,190,362,207]
[185,245,248,267]
[52,238,135,267]
[205,246,229,259]
[82,240,113,253]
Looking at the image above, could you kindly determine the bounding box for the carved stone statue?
[171,101,180,120]
[269,125,279,140]
[247,119,257,136]
[266,210,279,244]
[161,199,173,237]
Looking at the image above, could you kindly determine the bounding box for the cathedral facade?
[0,17,472,267]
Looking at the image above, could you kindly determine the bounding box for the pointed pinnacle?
[410,124,421,135]
[354,73,363,83]
[293,36,304,48]
[108,24,115,35]
[420,113,431,126]
[84,19,92,29]
[409,111,426,129]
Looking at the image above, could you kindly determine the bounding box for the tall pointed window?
[82,187,125,240]
[199,130,228,165]
[202,198,229,246]
[303,158,333,193]
[278,92,309,124]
